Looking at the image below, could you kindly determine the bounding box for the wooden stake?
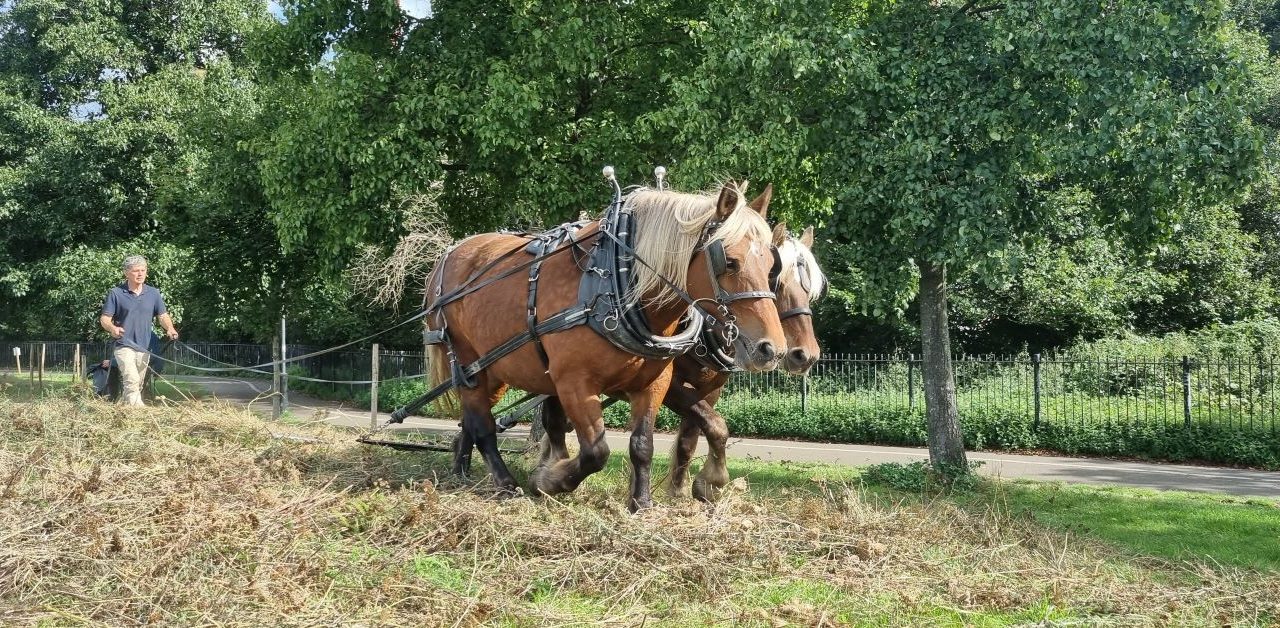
[38,343,45,392]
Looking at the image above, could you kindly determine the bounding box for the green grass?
[577,452,1280,573]
[6,395,1277,625]
[985,482,1280,572]
[845,462,1280,573]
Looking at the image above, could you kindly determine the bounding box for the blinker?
[706,240,728,277]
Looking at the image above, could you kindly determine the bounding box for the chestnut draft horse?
[424,183,785,511]
[534,221,828,503]
[666,226,827,501]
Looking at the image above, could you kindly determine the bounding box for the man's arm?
[157,312,178,340]
[99,313,124,339]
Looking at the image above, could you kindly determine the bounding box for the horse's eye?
[726,258,740,272]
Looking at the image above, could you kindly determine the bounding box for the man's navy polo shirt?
[102,283,167,349]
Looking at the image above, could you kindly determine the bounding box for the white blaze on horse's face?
[774,232,825,374]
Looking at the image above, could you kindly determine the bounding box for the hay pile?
[1,393,1276,625]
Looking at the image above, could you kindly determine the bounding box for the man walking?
[99,255,179,406]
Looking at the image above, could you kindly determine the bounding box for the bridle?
[693,222,778,345]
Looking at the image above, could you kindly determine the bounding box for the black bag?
[87,363,111,397]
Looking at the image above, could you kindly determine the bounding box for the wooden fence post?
[12,346,20,375]
[38,343,46,393]
[74,344,81,384]
[280,317,289,413]
[370,343,380,431]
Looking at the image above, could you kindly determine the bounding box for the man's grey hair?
[122,255,148,272]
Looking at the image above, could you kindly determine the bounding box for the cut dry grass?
[1,391,1277,626]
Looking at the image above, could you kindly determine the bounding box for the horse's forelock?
[778,236,827,301]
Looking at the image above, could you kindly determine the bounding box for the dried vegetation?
[1,391,1276,626]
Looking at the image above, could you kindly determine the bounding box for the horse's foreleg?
[665,383,705,498]
[530,389,608,497]
[625,384,665,512]
[691,399,731,503]
[459,390,517,494]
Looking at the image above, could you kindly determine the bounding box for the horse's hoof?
[692,478,719,503]
[628,497,654,514]
[528,467,554,497]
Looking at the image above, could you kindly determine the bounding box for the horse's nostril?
[788,348,808,366]
[757,340,777,362]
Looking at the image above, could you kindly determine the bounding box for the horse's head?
[685,183,787,371]
[771,224,825,374]
[626,182,786,371]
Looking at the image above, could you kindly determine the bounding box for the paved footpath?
[173,376,1280,500]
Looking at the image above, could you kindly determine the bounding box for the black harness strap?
[388,305,591,423]
[779,306,813,320]
[527,256,550,369]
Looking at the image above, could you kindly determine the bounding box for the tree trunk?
[918,261,968,472]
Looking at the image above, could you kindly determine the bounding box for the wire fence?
[3,341,1278,434]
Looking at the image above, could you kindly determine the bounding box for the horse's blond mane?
[623,185,771,308]
[777,236,827,301]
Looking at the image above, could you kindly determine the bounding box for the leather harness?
[387,185,776,423]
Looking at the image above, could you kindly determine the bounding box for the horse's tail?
[423,257,461,419]
[425,342,460,419]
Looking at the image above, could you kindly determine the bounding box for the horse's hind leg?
[451,431,474,477]
[458,387,517,494]
[536,397,571,468]
[452,383,506,478]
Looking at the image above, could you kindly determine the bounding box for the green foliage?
[5,236,194,340]
[861,461,984,493]
[0,0,280,340]
[1067,318,1280,361]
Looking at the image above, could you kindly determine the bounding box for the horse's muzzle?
[785,347,818,374]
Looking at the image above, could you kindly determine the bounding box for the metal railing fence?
[3,342,1277,434]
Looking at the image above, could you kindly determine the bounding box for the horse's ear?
[748,183,774,218]
[800,225,815,248]
[772,222,787,247]
[715,183,741,220]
